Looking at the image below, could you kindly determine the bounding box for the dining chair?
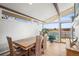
[30,35,43,56]
[42,34,48,53]
[35,35,43,56]
[7,36,28,56]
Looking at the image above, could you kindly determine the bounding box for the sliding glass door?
[61,23,72,43]
[43,23,60,42]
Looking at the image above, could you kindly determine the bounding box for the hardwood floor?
[1,39,70,56]
[43,41,66,56]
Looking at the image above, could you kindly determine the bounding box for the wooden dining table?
[13,37,36,50]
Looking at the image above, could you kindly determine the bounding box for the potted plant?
[42,28,48,36]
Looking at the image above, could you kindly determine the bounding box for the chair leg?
[28,49,32,56]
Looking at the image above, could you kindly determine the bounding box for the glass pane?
[59,13,74,22]
[61,23,72,43]
[43,23,60,42]
[75,3,79,16]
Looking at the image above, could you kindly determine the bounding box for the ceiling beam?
[0,5,46,23]
[45,6,74,23]
[53,3,60,16]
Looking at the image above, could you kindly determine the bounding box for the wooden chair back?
[35,35,43,56]
[7,36,15,56]
[42,34,48,53]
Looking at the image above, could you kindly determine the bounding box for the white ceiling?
[0,3,74,23]
[58,3,73,13]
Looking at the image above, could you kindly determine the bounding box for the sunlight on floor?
[43,42,66,56]
[43,39,70,56]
